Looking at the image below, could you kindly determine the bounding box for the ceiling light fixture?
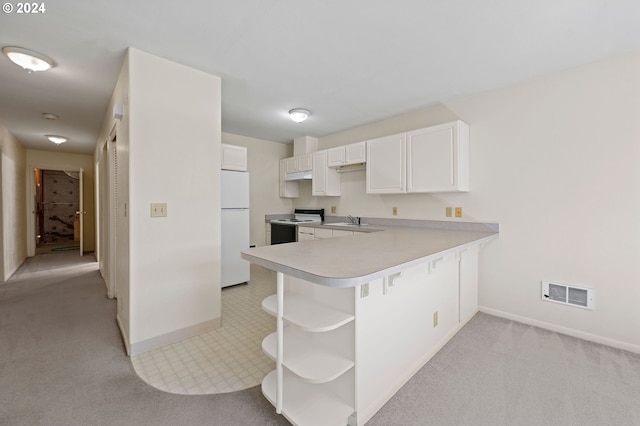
[46,135,68,144]
[42,112,59,120]
[2,46,55,73]
[289,108,311,123]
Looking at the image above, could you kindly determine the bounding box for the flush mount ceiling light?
[289,108,311,123]
[2,46,55,73]
[46,135,68,144]
[42,112,59,120]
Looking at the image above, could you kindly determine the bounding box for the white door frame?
[78,168,84,256]
[26,167,84,257]
[97,122,118,299]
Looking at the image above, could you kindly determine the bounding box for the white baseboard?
[359,312,477,426]
[129,317,222,357]
[116,314,131,356]
[479,306,640,354]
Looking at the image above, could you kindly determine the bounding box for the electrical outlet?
[446,207,452,217]
[455,207,462,218]
[433,311,438,327]
[360,283,369,298]
[331,206,337,214]
[393,207,398,216]
[150,203,167,217]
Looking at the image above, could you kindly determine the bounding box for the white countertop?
[242,224,498,287]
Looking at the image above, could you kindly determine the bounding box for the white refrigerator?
[221,170,250,287]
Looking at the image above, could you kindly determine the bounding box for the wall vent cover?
[542,281,594,310]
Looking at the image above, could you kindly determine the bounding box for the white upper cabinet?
[327,141,366,168]
[298,153,313,172]
[280,159,299,198]
[312,150,341,196]
[366,133,406,194]
[327,146,346,167]
[366,120,469,194]
[406,121,469,193]
[221,143,247,171]
[285,157,298,174]
[285,153,313,174]
[345,141,366,164]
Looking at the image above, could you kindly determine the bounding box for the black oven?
[271,223,297,245]
[270,208,324,245]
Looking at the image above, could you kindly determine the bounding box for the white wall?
[0,123,27,282]
[127,48,222,351]
[222,132,293,246]
[446,51,640,351]
[94,48,223,355]
[26,149,95,254]
[295,52,640,351]
[94,51,131,348]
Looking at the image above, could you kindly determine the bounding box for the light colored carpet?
[367,312,640,426]
[0,253,287,426]
[1,252,639,425]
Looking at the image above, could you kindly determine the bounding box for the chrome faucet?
[347,215,361,225]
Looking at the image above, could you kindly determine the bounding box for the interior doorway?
[34,169,81,255]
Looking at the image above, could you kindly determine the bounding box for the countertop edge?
[242,232,498,288]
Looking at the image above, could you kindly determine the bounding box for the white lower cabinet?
[297,226,315,241]
[260,249,480,425]
[313,228,333,240]
[331,229,353,238]
[312,227,354,240]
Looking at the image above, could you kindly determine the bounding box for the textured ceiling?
[1,0,639,154]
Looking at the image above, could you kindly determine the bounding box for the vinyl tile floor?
[131,264,277,394]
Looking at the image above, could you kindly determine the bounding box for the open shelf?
[262,293,354,332]
[262,370,354,426]
[262,329,354,383]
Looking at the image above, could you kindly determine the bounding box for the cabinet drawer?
[298,226,315,234]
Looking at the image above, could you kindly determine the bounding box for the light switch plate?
[150,203,167,217]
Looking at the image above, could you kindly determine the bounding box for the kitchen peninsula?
[242,220,498,426]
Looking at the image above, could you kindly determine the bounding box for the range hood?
[284,170,312,181]
[336,162,366,173]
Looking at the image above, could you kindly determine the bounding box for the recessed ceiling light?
[46,135,68,144]
[2,46,55,73]
[42,113,59,120]
[289,108,311,123]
